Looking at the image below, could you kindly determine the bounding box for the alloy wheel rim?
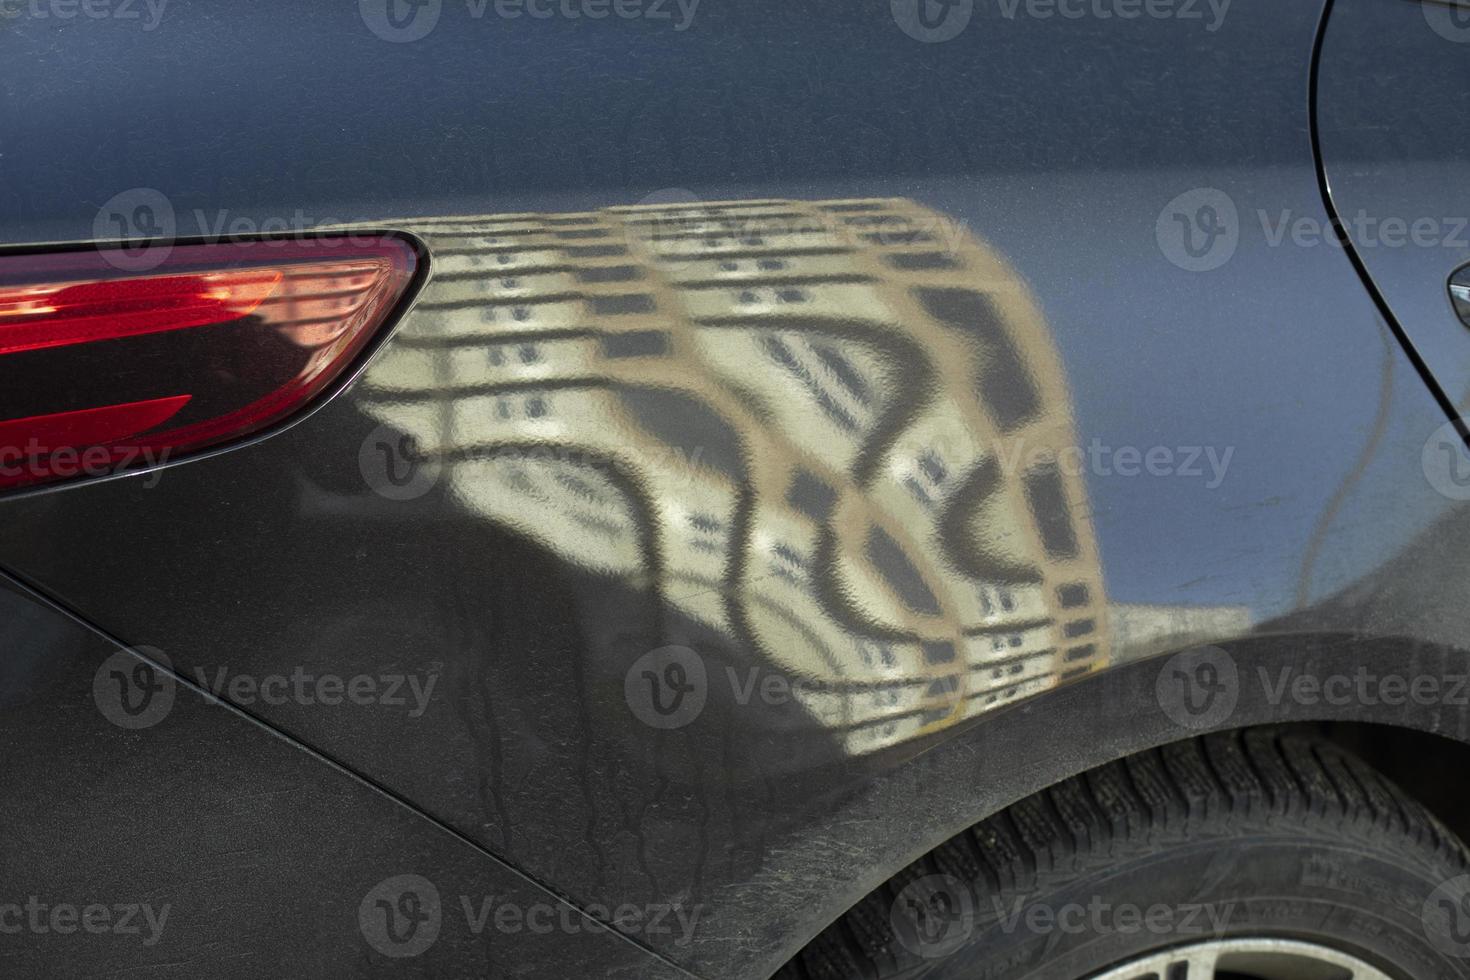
[1090,937,1394,979]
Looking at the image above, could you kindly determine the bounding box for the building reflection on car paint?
[357,198,1119,754]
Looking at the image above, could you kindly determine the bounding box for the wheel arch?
[754,631,1470,979]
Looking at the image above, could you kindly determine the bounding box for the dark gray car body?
[3,0,1470,977]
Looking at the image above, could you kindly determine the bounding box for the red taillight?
[0,236,418,490]
[0,271,282,355]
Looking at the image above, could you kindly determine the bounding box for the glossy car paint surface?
[3,1,1470,978]
[1317,0,1470,400]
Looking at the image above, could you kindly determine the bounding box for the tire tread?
[777,727,1470,980]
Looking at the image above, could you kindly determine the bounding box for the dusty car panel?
[3,1,1470,978]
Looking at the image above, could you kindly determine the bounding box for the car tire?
[777,727,1470,979]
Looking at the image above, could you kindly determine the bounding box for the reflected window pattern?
[360,199,1109,754]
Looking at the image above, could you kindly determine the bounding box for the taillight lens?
[0,236,417,490]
